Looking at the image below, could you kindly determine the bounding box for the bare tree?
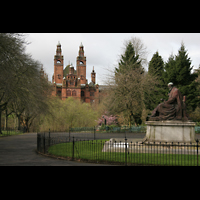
[0,33,51,133]
[104,36,157,126]
[0,33,27,133]
[105,65,157,126]
[122,36,149,69]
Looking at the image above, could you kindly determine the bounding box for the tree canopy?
[146,51,166,110]
[163,43,200,112]
[104,40,200,125]
[0,33,51,133]
[105,39,156,126]
[116,41,143,74]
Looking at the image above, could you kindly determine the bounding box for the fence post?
[69,127,71,142]
[49,128,50,147]
[38,133,41,152]
[43,133,45,154]
[125,136,127,166]
[94,126,96,140]
[196,139,199,166]
[37,133,39,152]
[72,136,74,161]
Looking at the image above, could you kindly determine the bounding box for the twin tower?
[52,42,99,104]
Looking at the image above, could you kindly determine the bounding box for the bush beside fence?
[0,127,25,136]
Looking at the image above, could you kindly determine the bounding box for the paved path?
[0,133,110,166]
[1,132,198,166]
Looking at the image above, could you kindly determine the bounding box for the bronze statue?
[149,83,188,121]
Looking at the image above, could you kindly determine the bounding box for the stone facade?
[52,42,99,104]
[145,121,196,142]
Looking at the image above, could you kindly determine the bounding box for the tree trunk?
[4,109,7,130]
[25,118,29,133]
[17,115,21,131]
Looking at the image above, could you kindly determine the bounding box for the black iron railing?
[37,131,200,166]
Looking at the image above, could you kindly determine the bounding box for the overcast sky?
[25,33,200,85]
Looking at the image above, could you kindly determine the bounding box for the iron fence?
[97,125,147,133]
[37,131,200,166]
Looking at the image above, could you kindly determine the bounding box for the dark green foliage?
[107,41,155,126]
[148,51,164,78]
[176,44,194,85]
[115,42,143,74]
[113,42,144,125]
[164,44,196,87]
[164,54,177,85]
[146,51,166,110]
[164,43,200,112]
[145,43,200,115]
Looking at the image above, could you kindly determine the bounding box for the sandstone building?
[52,42,99,104]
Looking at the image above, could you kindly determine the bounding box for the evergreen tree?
[115,41,144,126]
[164,42,199,112]
[115,41,143,74]
[148,51,164,78]
[175,43,196,86]
[146,51,166,110]
[108,40,155,126]
[164,54,177,85]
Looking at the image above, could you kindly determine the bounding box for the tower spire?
[54,42,63,84]
[77,44,86,84]
[91,66,96,84]
[56,41,62,56]
[79,43,84,57]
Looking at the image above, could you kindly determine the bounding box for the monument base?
[145,121,196,143]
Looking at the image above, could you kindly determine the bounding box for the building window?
[72,90,76,96]
[81,91,84,97]
[90,99,94,104]
[57,74,61,79]
[67,90,71,96]
[57,90,61,96]
[90,92,94,96]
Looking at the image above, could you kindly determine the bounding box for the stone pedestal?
[145,121,196,143]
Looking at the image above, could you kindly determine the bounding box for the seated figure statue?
[149,82,188,121]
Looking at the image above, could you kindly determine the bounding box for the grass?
[47,139,200,166]
[0,130,24,137]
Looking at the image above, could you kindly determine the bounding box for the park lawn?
[48,140,200,166]
[1,130,23,136]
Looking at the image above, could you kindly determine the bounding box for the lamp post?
[102,115,106,126]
